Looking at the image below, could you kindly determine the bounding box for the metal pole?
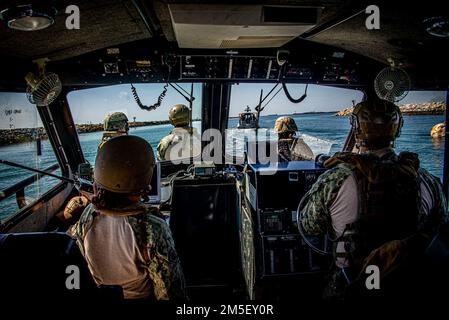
[255,89,263,163]
[443,88,449,199]
[256,89,263,130]
[300,9,365,39]
[131,0,157,36]
[189,83,194,162]
[0,159,74,184]
[189,83,194,129]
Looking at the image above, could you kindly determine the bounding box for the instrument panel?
[180,55,282,80]
[53,39,371,86]
[178,52,362,84]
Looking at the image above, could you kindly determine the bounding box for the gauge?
[103,62,119,74]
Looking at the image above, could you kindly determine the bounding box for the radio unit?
[241,161,329,286]
[260,235,328,276]
[244,161,326,214]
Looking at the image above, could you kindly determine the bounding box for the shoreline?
[0,119,202,146]
[0,120,171,147]
[335,101,445,116]
[0,108,444,146]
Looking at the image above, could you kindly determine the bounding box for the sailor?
[58,112,130,224]
[99,111,129,149]
[298,98,448,299]
[157,104,200,161]
[273,116,314,161]
[69,135,186,300]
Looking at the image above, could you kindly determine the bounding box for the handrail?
[443,88,449,199]
[0,163,60,203]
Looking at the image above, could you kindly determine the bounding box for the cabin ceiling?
[0,0,353,61]
[309,2,449,66]
[0,0,151,61]
[0,0,448,87]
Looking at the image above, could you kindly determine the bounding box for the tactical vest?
[278,138,314,162]
[325,151,421,271]
[277,138,292,162]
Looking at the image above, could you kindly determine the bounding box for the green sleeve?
[418,168,448,233]
[299,166,352,236]
[67,204,96,257]
[156,219,186,300]
[146,215,186,300]
[157,134,173,161]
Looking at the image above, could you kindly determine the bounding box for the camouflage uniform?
[274,116,313,162]
[299,150,447,298]
[68,203,186,300]
[157,104,200,161]
[278,138,314,162]
[98,132,124,149]
[157,127,200,161]
[99,112,129,149]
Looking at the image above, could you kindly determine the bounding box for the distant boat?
[237,106,258,129]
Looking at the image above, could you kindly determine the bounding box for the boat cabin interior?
[0,0,448,305]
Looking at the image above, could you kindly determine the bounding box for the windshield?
[226,84,445,179]
[67,83,202,164]
[226,84,364,161]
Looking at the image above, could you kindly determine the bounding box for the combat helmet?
[94,135,155,194]
[351,98,403,149]
[274,116,298,134]
[103,112,129,132]
[168,104,190,127]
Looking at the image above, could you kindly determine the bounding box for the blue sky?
[67,83,204,124]
[0,84,446,128]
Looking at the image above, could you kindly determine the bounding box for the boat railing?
[0,163,60,209]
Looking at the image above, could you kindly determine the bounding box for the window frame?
[0,91,69,228]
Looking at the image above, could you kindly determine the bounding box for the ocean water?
[228,114,445,178]
[0,114,445,221]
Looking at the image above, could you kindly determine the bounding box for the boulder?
[431,123,445,138]
[336,101,446,116]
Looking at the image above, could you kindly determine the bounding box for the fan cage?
[26,73,62,106]
[374,67,411,103]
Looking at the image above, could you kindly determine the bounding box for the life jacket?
[278,137,314,162]
[324,151,421,272]
[162,127,201,161]
[277,138,292,162]
[290,137,314,161]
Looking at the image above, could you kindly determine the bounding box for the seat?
[0,232,123,302]
[169,176,245,300]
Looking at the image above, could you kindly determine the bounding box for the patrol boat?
[0,0,448,306]
[237,106,258,129]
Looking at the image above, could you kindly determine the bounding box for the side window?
[0,93,61,223]
[226,85,445,180]
[395,91,445,180]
